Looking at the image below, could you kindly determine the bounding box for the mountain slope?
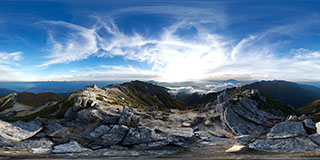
[3,81,188,121]
[297,99,320,115]
[0,92,63,120]
[243,80,320,109]
[0,88,16,98]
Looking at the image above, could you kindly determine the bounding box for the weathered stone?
[0,120,42,141]
[222,107,267,136]
[267,121,307,139]
[303,119,316,131]
[52,141,91,153]
[118,106,140,127]
[217,90,229,104]
[286,115,298,121]
[309,133,320,146]
[109,145,128,150]
[132,141,170,150]
[249,137,320,153]
[90,125,111,138]
[234,135,255,145]
[14,138,53,154]
[122,126,160,145]
[182,121,191,127]
[316,122,320,135]
[225,144,248,153]
[44,122,69,138]
[207,130,225,138]
[101,125,129,146]
[157,127,194,147]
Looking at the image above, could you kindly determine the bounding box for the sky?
[0,0,320,82]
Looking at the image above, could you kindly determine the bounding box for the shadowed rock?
[101,125,129,146]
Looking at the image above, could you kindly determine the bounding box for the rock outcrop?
[0,120,42,141]
[0,81,315,157]
[267,121,307,139]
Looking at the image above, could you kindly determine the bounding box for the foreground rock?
[52,141,91,153]
[225,144,248,153]
[267,121,307,139]
[0,120,42,141]
[249,137,320,153]
[14,138,54,154]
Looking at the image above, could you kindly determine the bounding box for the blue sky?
[0,0,320,82]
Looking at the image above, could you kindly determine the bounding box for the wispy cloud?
[0,51,23,81]
[37,6,320,82]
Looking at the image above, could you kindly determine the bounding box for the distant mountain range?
[1,80,320,111]
[243,80,320,109]
[0,88,16,98]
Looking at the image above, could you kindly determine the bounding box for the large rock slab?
[52,141,91,153]
[221,107,267,136]
[90,125,111,138]
[0,120,42,141]
[157,127,194,147]
[44,122,69,138]
[309,133,320,146]
[122,126,160,145]
[14,138,54,154]
[303,119,316,131]
[249,137,320,153]
[267,121,307,139]
[101,125,129,146]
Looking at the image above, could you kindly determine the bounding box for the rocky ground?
[1,82,320,158]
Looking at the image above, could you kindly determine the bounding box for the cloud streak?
[38,6,320,82]
[0,51,23,81]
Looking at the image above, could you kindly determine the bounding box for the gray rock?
[14,138,53,154]
[207,130,225,138]
[101,125,129,146]
[316,122,320,135]
[118,106,140,127]
[249,137,320,153]
[221,107,267,136]
[122,126,160,145]
[157,127,194,147]
[182,121,191,127]
[267,121,307,139]
[52,141,91,153]
[309,133,320,146]
[225,144,248,153]
[0,120,42,141]
[234,135,255,145]
[44,122,69,138]
[286,115,298,121]
[132,141,170,150]
[109,145,128,150]
[90,125,111,138]
[303,119,316,131]
[217,90,229,104]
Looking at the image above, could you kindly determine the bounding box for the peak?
[85,84,99,89]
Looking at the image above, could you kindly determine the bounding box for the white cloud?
[38,21,99,67]
[38,7,320,82]
[0,51,23,81]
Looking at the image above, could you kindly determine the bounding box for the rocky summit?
[0,81,319,157]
